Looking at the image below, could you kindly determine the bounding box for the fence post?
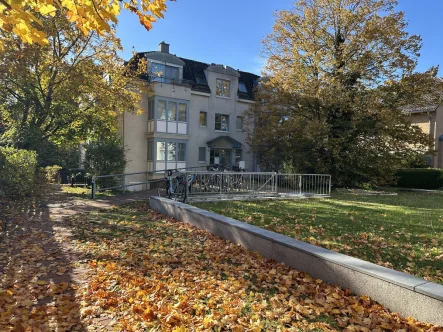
[185,172,188,202]
[146,172,151,190]
[299,175,302,195]
[91,176,96,199]
[329,175,332,196]
[122,174,126,194]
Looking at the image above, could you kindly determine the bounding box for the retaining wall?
[150,196,443,326]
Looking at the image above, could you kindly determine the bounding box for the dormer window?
[151,62,179,83]
[238,82,248,93]
[216,79,230,98]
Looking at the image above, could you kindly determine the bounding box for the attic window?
[238,82,248,93]
[195,74,206,85]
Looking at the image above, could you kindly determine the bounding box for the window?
[157,142,166,160]
[238,82,248,93]
[165,66,179,82]
[147,141,154,161]
[235,149,242,166]
[199,112,207,126]
[167,142,176,161]
[157,100,166,120]
[168,102,177,121]
[151,63,165,81]
[178,143,186,162]
[216,79,230,97]
[198,147,206,162]
[215,114,229,131]
[178,103,187,122]
[195,74,207,85]
[148,100,154,120]
[151,63,179,82]
[236,116,243,131]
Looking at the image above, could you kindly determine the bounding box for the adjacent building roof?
[403,92,443,114]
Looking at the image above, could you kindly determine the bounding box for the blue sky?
[116,0,442,75]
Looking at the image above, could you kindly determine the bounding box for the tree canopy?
[0,12,146,158]
[247,0,443,186]
[0,0,170,47]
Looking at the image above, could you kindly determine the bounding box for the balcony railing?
[145,74,195,87]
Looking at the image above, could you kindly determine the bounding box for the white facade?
[120,42,259,175]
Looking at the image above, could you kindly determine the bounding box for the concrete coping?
[151,196,443,302]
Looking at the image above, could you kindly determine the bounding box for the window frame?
[156,141,166,161]
[238,82,248,93]
[198,147,206,163]
[178,103,187,122]
[216,78,231,98]
[147,141,154,161]
[199,111,207,127]
[236,116,243,131]
[215,113,230,132]
[151,61,180,83]
[177,143,186,162]
[157,100,167,120]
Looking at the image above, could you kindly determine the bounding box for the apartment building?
[119,42,260,175]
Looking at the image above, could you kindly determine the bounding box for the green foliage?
[83,138,126,188]
[45,165,62,184]
[396,169,443,189]
[1,125,80,168]
[0,147,37,197]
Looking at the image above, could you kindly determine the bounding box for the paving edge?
[150,196,443,326]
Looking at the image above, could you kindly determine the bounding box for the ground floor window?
[154,140,186,170]
[199,147,206,162]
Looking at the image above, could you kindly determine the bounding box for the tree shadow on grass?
[0,191,84,331]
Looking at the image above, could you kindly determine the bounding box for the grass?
[60,185,121,199]
[193,189,443,284]
[66,201,436,330]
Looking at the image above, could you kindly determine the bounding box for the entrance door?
[210,149,232,169]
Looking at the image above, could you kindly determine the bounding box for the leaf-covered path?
[0,187,442,331]
[0,186,153,331]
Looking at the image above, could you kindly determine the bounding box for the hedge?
[396,168,443,189]
[0,147,37,197]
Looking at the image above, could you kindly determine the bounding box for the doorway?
[210,149,232,169]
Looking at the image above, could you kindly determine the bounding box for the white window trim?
[216,78,231,99]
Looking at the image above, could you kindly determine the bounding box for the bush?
[83,138,126,188]
[45,165,62,183]
[396,168,443,189]
[0,147,37,197]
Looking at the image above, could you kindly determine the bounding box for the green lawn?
[193,189,443,284]
[60,185,120,199]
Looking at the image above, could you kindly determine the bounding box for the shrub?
[45,165,62,183]
[0,147,37,197]
[396,169,443,189]
[83,138,126,188]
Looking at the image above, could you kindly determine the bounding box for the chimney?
[158,41,169,53]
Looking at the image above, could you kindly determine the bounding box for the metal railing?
[90,167,331,201]
[276,174,332,197]
[91,165,214,199]
[186,172,276,198]
[184,172,331,201]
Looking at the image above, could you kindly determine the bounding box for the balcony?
[140,74,211,94]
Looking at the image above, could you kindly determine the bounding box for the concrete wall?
[150,197,443,326]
